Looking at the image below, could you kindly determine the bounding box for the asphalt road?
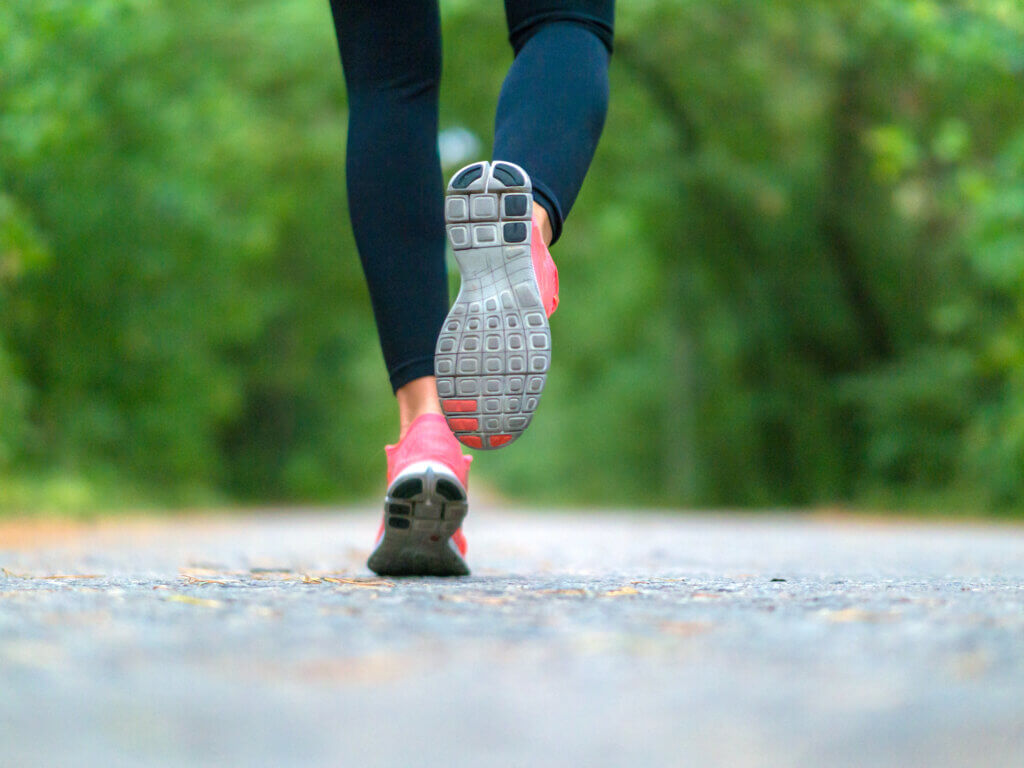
[2,509,1023,767]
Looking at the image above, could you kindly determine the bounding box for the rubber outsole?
[367,462,469,577]
[435,161,551,450]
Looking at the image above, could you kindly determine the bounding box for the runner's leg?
[328,0,448,434]
[496,1,614,244]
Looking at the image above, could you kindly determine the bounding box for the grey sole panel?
[367,466,469,577]
[436,161,551,451]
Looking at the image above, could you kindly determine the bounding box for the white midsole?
[387,460,465,495]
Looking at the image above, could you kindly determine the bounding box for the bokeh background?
[1,0,1022,514]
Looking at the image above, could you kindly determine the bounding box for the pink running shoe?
[435,161,559,450]
[367,413,473,577]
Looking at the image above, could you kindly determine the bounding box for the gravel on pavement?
[2,509,1023,768]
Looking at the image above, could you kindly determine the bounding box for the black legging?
[329,0,613,392]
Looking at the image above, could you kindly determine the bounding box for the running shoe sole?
[367,461,470,577]
[435,161,551,450]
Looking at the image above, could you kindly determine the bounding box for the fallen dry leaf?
[537,588,588,597]
[165,594,223,608]
[248,572,304,582]
[602,587,640,598]
[323,577,394,589]
[181,575,233,586]
[2,569,103,580]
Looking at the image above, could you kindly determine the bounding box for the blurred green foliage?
[1,0,1022,513]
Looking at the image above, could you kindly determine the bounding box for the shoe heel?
[368,463,470,577]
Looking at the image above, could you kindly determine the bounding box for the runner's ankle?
[396,376,444,440]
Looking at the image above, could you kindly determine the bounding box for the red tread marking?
[489,435,514,448]
[448,418,479,431]
[444,399,478,413]
[459,435,483,449]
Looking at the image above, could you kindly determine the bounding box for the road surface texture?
[2,508,1023,767]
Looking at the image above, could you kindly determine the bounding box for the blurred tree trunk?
[822,58,894,366]
[617,42,701,503]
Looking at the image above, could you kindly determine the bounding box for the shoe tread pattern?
[435,161,551,450]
